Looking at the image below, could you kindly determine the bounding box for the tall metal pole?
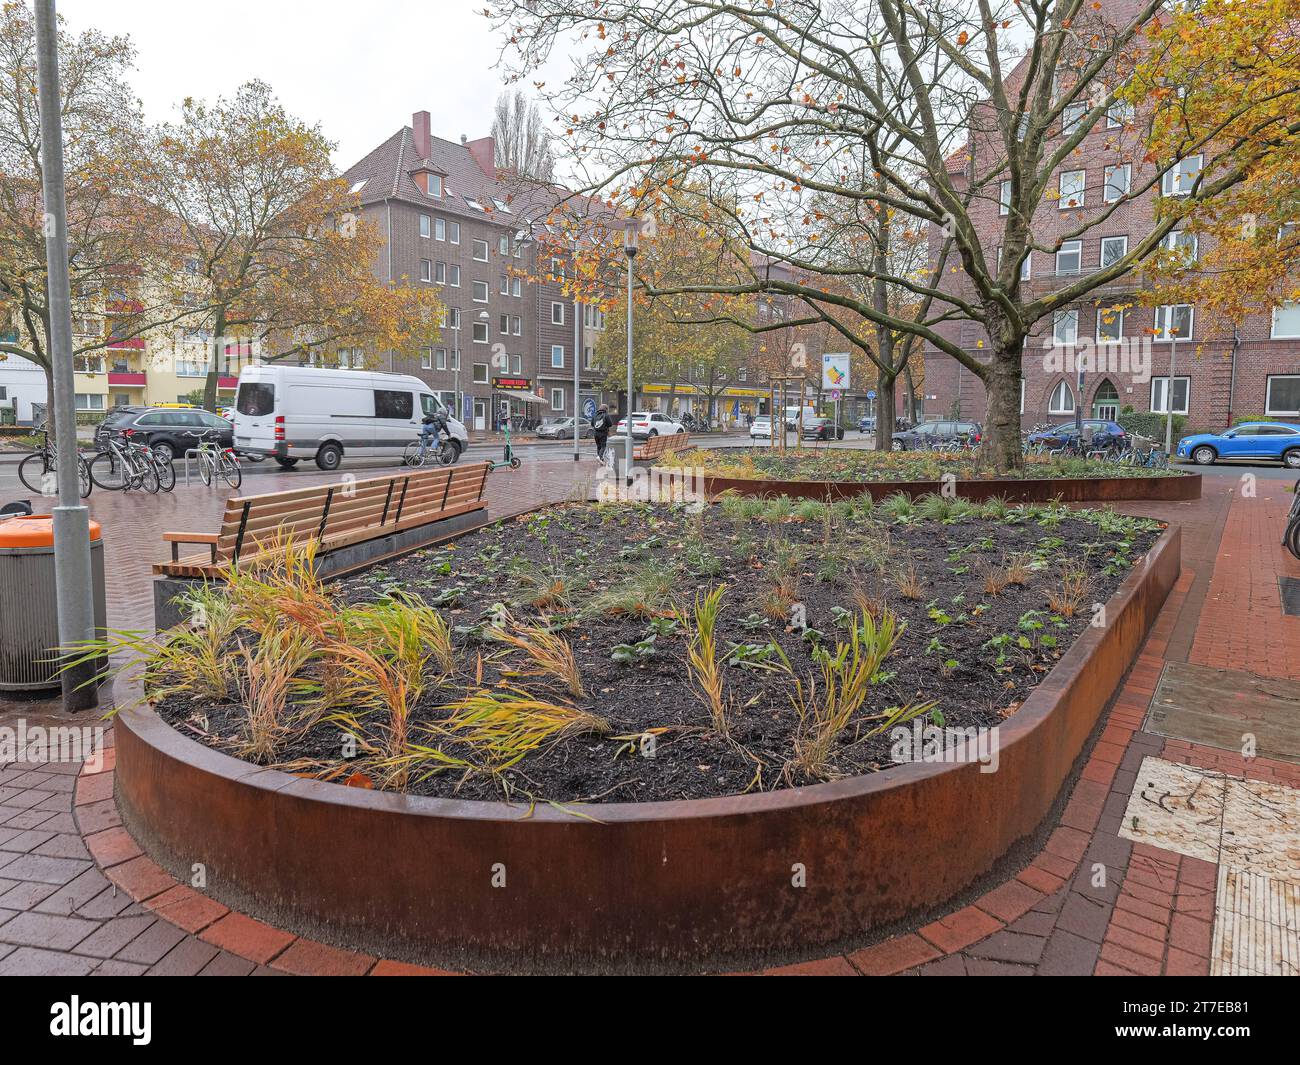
[623,224,638,486]
[573,296,581,462]
[35,0,97,711]
[1164,329,1179,456]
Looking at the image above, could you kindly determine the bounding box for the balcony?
[218,376,238,389]
[106,336,146,350]
[106,299,144,314]
[107,371,147,386]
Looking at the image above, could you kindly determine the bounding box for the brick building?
[342,111,610,430]
[921,9,1300,435]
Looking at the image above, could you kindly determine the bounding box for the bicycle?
[17,429,93,499]
[1283,478,1300,560]
[404,415,458,468]
[88,430,159,493]
[193,429,242,489]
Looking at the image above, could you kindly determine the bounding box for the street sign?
[822,352,850,391]
[867,389,877,400]
[582,397,597,420]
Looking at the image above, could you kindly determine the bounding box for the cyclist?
[419,407,450,452]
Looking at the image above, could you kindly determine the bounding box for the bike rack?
[181,449,203,486]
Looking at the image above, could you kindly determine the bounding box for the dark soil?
[154,498,1162,804]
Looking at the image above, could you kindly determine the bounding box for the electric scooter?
[487,406,522,471]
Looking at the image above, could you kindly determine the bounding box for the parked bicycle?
[193,428,242,489]
[88,429,161,493]
[1283,478,1300,561]
[16,429,92,499]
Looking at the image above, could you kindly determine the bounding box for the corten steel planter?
[693,470,1201,504]
[112,524,1181,973]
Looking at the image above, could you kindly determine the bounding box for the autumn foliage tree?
[0,3,186,427]
[138,81,445,409]
[494,0,1300,469]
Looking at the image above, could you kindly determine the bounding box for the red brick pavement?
[2,470,1297,975]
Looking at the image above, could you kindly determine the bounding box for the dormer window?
[429,174,442,197]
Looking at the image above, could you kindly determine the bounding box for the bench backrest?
[642,432,690,457]
[210,462,490,563]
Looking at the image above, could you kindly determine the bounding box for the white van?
[231,365,470,471]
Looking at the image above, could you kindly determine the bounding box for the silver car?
[536,417,592,439]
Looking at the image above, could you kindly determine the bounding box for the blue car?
[1176,422,1300,469]
[858,415,876,433]
[1027,419,1127,448]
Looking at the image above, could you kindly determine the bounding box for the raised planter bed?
[111,507,1181,972]
[697,470,1201,503]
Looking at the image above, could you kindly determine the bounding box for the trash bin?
[0,514,108,692]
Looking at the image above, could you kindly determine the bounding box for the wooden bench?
[154,462,491,579]
[632,431,694,462]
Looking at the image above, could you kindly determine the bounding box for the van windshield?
[236,382,274,417]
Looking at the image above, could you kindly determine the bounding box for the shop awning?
[498,389,546,405]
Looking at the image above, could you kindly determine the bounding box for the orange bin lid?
[0,514,103,547]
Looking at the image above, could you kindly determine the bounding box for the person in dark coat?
[590,404,614,461]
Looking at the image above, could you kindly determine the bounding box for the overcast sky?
[58,0,566,171]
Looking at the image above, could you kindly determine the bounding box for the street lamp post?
[623,221,639,486]
[573,295,582,462]
[35,0,97,711]
[1164,327,1180,456]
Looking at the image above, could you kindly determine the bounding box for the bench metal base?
[152,508,489,631]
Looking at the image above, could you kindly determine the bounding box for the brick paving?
[1,465,1297,974]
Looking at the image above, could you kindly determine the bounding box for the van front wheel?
[315,443,343,471]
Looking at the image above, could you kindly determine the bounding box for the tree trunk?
[901,359,917,422]
[983,350,1024,473]
[44,371,56,434]
[875,374,896,452]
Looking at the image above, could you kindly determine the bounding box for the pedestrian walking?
[591,404,614,462]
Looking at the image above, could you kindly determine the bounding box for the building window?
[435,261,447,285]
[1154,304,1193,341]
[1100,236,1128,268]
[472,281,489,303]
[551,302,565,326]
[1061,102,1087,135]
[1161,155,1203,197]
[449,221,460,244]
[435,218,446,241]
[1162,230,1198,263]
[1150,377,1190,415]
[500,274,509,295]
[1058,169,1086,209]
[498,234,509,255]
[584,305,605,329]
[74,393,106,411]
[1096,304,1125,343]
[1265,375,1300,416]
[1049,380,1075,414]
[448,265,460,287]
[1272,303,1300,339]
[1056,240,1082,276]
[472,239,489,262]
[473,363,488,384]
[435,348,447,370]
[511,278,522,298]
[472,322,488,343]
[511,315,522,336]
[510,353,522,375]
[419,259,432,282]
[551,257,565,282]
[429,175,442,198]
[583,346,597,370]
[499,314,510,334]
[450,349,460,370]
[447,308,460,330]
[421,347,433,370]
[1103,164,1130,204]
[1052,310,1079,346]
[551,388,564,411]
[419,214,431,238]
[1106,97,1134,128]
[551,345,564,368]
[999,180,1012,216]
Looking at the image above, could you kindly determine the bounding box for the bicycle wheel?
[218,451,242,490]
[1285,516,1300,561]
[139,463,160,494]
[403,440,427,468]
[17,453,52,495]
[88,450,128,490]
[198,450,214,486]
[78,457,93,499]
[154,455,175,492]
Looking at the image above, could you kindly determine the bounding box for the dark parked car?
[801,416,845,441]
[857,415,876,433]
[892,420,981,450]
[95,405,233,461]
[1027,419,1126,449]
